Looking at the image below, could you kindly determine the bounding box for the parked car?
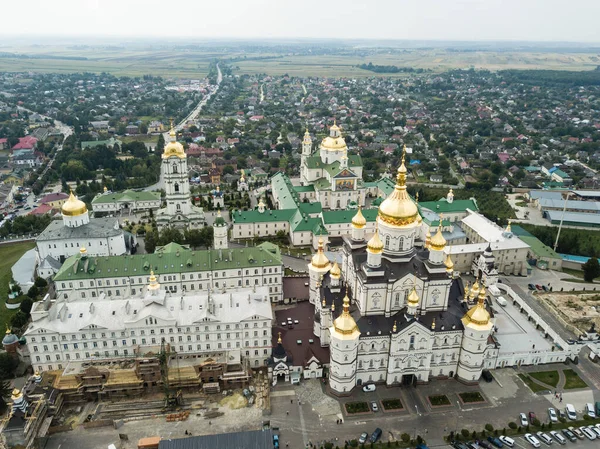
[524,434,541,448]
[568,426,584,440]
[588,425,600,438]
[477,440,492,449]
[542,285,550,292]
[370,428,382,443]
[579,426,596,440]
[519,413,529,426]
[371,401,379,412]
[535,432,553,445]
[565,404,577,420]
[549,431,566,445]
[358,433,368,444]
[487,436,503,448]
[547,407,558,423]
[362,384,376,392]
[482,370,493,382]
[558,410,567,420]
[499,436,514,447]
[528,411,537,424]
[561,429,576,442]
[535,284,543,290]
[466,442,478,449]
[585,403,596,418]
[452,443,470,449]
[528,284,536,291]
[273,434,279,449]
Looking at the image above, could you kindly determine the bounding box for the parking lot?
[447,429,600,449]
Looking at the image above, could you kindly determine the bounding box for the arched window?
[385,235,390,249]
[172,164,178,173]
[174,183,179,192]
[399,237,404,249]
[176,204,181,212]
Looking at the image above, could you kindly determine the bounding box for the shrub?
[461,429,470,438]
[508,422,518,430]
[34,277,48,288]
[494,430,499,436]
[416,436,423,445]
[517,426,522,433]
[400,433,410,443]
[325,443,333,449]
[471,431,477,439]
[485,424,494,432]
[583,415,592,421]
[19,297,33,315]
[532,418,540,427]
[548,422,553,429]
[559,417,566,423]
[349,441,358,448]
[541,423,545,430]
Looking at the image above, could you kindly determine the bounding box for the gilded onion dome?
[333,290,359,336]
[429,220,447,251]
[469,278,481,300]
[351,206,367,229]
[462,285,492,330]
[445,253,454,273]
[11,388,23,401]
[62,191,88,217]
[425,229,432,249]
[311,238,331,269]
[378,146,419,227]
[162,123,186,159]
[148,270,161,292]
[303,128,311,143]
[320,121,347,151]
[407,286,420,305]
[330,261,341,278]
[367,228,384,254]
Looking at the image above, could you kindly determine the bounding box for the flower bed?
[345,401,370,414]
[428,394,451,406]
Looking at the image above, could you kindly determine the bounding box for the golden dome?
[462,289,492,330]
[303,128,311,143]
[425,229,432,249]
[311,238,331,270]
[430,220,447,251]
[62,191,88,217]
[351,206,367,229]
[162,124,185,159]
[320,122,347,152]
[11,388,22,400]
[407,286,420,305]
[445,253,454,273]
[330,261,341,278]
[79,247,87,256]
[505,219,512,233]
[469,278,481,300]
[333,291,359,336]
[148,270,160,292]
[367,228,384,254]
[377,147,418,227]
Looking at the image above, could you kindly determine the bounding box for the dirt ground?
[539,291,600,332]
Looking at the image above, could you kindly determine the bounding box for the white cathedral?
[300,123,366,210]
[156,125,205,230]
[307,150,496,395]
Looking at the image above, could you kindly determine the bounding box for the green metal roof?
[377,178,396,196]
[518,235,561,260]
[271,173,301,210]
[232,208,296,224]
[322,208,379,225]
[91,190,161,205]
[155,242,189,254]
[54,242,281,281]
[313,178,331,190]
[299,202,322,215]
[294,185,315,193]
[419,198,478,214]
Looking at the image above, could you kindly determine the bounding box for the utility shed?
[158,429,273,449]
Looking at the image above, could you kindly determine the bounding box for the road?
[147,64,223,192]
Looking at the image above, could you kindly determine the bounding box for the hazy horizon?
[1,0,599,44]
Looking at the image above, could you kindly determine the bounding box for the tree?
[26,285,39,299]
[20,297,33,315]
[144,229,159,254]
[0,379,11,413]
[0,353,19,378]
[10,310,29,329]
[139,123,148,134]
[582,257,600,282]
[156,133,165,152]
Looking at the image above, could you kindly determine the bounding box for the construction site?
[1,339,274,449]
[537,290,600,334]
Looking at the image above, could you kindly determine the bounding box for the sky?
[1,0,599,43]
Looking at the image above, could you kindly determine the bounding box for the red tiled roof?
[12,136,37,150]
[40,192,68,204]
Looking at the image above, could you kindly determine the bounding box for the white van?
[585,403,596,418]
[495,296,507,307]
[566,403,577,420]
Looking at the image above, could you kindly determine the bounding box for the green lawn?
[0,241,36,330]
[428,394,451,406]
[528,370,560,387]
[121,135,159,144]
[563,369,587,389]
[458,391,485,403]
[518,374,551,393]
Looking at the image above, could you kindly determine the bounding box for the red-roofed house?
[0,138,8,150]
[12,136,38,151]
[29,204,55,216]
[40,192,69,208]
[497,152,511,163]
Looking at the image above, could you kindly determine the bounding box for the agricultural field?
[1,44,599,78]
